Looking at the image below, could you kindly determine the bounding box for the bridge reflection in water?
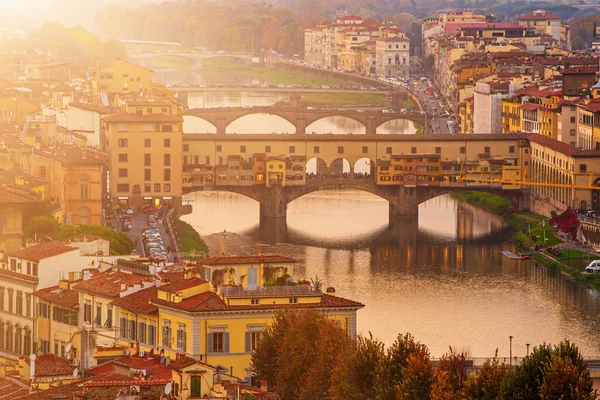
[183,190,600,356]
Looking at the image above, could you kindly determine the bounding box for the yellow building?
[89,255,363,382]
[502,98,521,134]
[91,61,153,102]
[0,97,41,126]
[35,280,82,360]
[0,185,39,252]
[459,97,474,134]
[265,156,287,187]
[103,106,183,208]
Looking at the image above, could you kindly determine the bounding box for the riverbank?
[176,220,209,255]
[201,58,341,86]
[453,191,600,288]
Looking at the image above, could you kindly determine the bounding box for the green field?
[177,220,208,255]
[450,191,511,216]
[201,58,340,86]
[145,55,193,70]
[300,93,386,107]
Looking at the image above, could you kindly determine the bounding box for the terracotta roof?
[561,66,597,75]
[17,380,82,399]
[85,354,174,381]
[34,285,80,309]
[0,376,29,398]
[158,270,185,283]
[529,133,580,156]
[0,184,39,203]
[519,10,560,20]
[201,255,297,266]
[0,169,45,189]
[160,277,207,293]
[69,101,110,114]
[521,103,541,111]
[167,354,214,371]
[73,270,152,299]
[7,241,77,262]
[103,111,182,123]
[30,354,76,377]
[110,285,158,314]
[153,290,364,312]
[0,267,38,282]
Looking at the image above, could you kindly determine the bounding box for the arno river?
[181,191,600,359]
[178,89,600,359]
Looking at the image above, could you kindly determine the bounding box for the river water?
[181,191,600,358]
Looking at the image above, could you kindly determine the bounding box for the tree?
[430,347,470,400]
[252,309,351,400]
[501,341,594,400]
[24,216,60,240]
[262,18,282,50]
[223,26,243,51]
[539,354,595,400]
[373,333,425,400]
[330,332,385,400]
[396,345,433,400]
[466,351,509,400]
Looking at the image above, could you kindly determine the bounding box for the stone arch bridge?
[183,178,525,220]
[127,51,253,69]
[184,107,426,134]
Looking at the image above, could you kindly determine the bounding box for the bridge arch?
[183,116,217,133]
[305,116,366,134]
[376,118,418,134]
[226,112,297,134]
[329,158,352,176]
[306,157,327,176]
[353,157,374,176]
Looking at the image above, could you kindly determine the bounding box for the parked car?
[586,260,600,273]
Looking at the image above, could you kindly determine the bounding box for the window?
[386,147,392,154]
[7,289,13,312]
[183,144,189,152]
[177,324,186,351]
[210,331,229,353]
[39,302,49,318]
[240,145,247,153]
[362,146,368,154]
[0,287,3,311]
[120,316,127,338]
[40,339,49,354]
[314,146,320,153]
[246,330,264,352]
[40,167,46,178]
[570,129,576,136]
[411,147,417,154]
[164,154,171,166]
[164,183,171,192]
[580,164,587,172]
[144,139,151,147]
[251,299,260,305]
[164,138,171,147]
[144,169,151,181]
[15,291,22,315]
[117,184,130,192]
[118,168,128,178]
[135,107,143,115]
[205,155,211,165]
[338,146,344,154]
[95,304,102,325]
[509,146,515,153]
[435,147,441,154]
[118,139,128,147]
[118,154,128,162]
[164,169,171,181]
[146,107,152,114]
[106,307,113,328]
[460,146,466,154]
[484,146,490,154]
[154,183,161,192]
[162,320,172,348]
[84,302,92,324]
[148,323,156,346]
[571,116,576,124]
[216,145,222,152]
[128,319,136,341]
[162,125,173,132]
[144,183,151,192]
[138,319,147,343]
[144,154,151,166]
[265,145,271,152]
[25,294,31,317]
[289,297,298,304]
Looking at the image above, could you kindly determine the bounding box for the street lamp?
[526,343,530,356]
[509,336,513,366]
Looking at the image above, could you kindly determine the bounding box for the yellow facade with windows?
[502,99,521,134]
[91,61,153,101]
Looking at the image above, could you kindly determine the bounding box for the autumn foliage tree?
[251,309,352,400]
[430,347,471,400]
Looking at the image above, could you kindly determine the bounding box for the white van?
[585,260,600,273]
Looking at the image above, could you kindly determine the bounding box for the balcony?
[220,285,321,297]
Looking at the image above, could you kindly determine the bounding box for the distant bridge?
[183,106,426,134]
[127,50,253,69]
[172,87,390,95]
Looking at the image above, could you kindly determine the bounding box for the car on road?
[126,208,134,215]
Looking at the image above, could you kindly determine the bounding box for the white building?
[62,102,109,150]
[375,36,410,78]
[473,81,510,134]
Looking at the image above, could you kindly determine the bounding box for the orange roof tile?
[7,241,77,262]
[110,285,158,314]
[34,285,80,309]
